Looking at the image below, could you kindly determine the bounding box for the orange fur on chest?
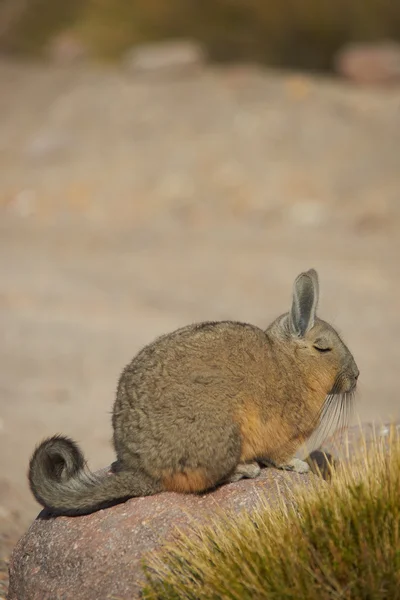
[235,402,308,463]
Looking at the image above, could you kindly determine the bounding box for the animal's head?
[270,269,359,400]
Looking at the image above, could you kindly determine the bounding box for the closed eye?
[314,345,331,353]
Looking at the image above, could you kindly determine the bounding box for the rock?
[1,528,17,600]
[306,450,337,480]
[304,421,400,479]
[8,468,320,600]
[122,39,206,77]
[320,421,400,462]
[0,480,30,600]
[46,31,88,66]
[334,41,400,85]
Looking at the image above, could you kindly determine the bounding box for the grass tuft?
[142,425,400,600]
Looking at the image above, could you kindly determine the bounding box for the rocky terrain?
[0,57,399,596]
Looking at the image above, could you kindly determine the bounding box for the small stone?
[46,31,88,66]
[306,450,337,480]
[334,41,400,85]
[123,39,206,77]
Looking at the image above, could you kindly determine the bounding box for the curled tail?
[28,435,160,516]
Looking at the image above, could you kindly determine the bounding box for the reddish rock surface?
[334,41,400,85]
[46,31,89,66]
[8,468,319,600]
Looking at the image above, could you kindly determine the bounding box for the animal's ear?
[289,269,319,337]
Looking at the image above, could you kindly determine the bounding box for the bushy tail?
[28,435,159,516]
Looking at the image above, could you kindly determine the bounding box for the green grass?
[142,426,400,600]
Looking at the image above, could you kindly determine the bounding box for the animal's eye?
[314,345,331,353]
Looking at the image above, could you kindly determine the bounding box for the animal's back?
[118,320,272,413]
[113,321,276,489]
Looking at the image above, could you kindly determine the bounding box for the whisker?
[306,395,337,452]
[305,384,356,454]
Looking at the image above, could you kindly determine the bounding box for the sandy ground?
[0,59,399,594]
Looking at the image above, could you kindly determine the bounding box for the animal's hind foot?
[260,457,310,474]
[226,461,261,483]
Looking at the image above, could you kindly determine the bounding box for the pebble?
[334,41,400,85]
[46,31,88,66]
[123,39,206,77]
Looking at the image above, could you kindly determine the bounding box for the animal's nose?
[354,367,360,380]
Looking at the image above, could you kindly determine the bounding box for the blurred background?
[1,0,400,591]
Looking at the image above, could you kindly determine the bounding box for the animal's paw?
[240,462,261,479]
[280,458,310,474]
[227,461,261,483]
